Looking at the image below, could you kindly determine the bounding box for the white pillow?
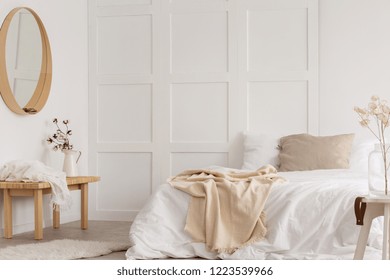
[241,132,280,170]
[349,137,377,173]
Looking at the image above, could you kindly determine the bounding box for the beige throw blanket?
[168,165,285,254]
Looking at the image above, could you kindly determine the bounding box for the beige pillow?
[278,133,355,172]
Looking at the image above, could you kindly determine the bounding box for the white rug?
[0,239,130,260]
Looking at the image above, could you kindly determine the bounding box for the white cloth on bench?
[0,160,71,210]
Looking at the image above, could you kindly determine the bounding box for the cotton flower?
[382,104,390,114]
[371,95,379,101]
[373,108,381,115]
[369,102,377,111]
[354,106,367,115]
[378,113,388,124]
[359,119,369,127]
[355,96,389,136]
[46,118,74,152]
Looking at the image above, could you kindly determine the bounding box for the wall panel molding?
[88,0,318,221]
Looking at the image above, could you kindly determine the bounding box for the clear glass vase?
[368,143,390,197]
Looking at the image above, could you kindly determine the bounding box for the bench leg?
[53,204,60,229]
[81,183,88,230]
[383,204,390,260]
[34,190,43,240]
[3,189,13,238]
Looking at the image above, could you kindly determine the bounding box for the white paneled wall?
[241,0,319,137]
[88,0,318,220]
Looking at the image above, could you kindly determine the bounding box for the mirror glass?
[0,7,52,115]
[6,8,42,108]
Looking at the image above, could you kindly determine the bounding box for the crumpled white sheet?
[126,167,383,260]
[0,160,72,210]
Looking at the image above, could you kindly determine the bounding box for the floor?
[0,220,131,260]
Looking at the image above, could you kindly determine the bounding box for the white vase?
[368,143,390,197]
[62,149,81,177]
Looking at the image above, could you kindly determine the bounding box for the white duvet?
[126,167,383,260]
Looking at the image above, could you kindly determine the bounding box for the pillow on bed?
[241,132,280,170]
[349,137,377,172]
[278,133,355,171]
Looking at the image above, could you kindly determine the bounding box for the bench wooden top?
[0,176,100,190]
[362,196,390,203]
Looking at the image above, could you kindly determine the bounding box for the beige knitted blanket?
[168,165,285,254]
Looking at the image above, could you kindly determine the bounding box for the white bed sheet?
[125,167,383,260]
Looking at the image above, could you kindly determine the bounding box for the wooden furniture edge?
[0,176,100,189]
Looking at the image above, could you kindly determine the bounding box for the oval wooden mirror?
[0,7,52,115]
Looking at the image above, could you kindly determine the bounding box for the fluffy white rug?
[0,239,130,260]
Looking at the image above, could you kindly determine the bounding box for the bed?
[125,133,384,260]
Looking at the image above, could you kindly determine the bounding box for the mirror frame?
[0,7,52,115]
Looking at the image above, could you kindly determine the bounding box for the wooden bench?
[0,176,100,240]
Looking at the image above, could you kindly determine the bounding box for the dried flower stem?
[355,96,390,195]
[46,118,73,151]
[356,113,381,142]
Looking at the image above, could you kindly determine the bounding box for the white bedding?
[125,167,383,260]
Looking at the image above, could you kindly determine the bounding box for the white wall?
[0,0,88,235]
[319,0,390,139]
